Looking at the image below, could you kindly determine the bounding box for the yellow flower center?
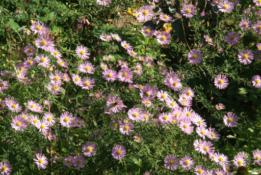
[107,73,112,77]
[192,54,198,59]
[201,131,206,135]
[116,150,121,155]
[243,54,248,59]
[228,117,233,123]
[124,44,129,48]
[226,166,230,171]
[211,132,215,137]
[41,58,46,63]
[145,101,150,105]
[41,40,47,45]
[54,76,60,81]
[230,36,235,41]
[218,79,224,84]
[0,83,4,87]
[75,77,79,82]
[223,5,228,9]
[80,51,85,55]
[258,25,261,30]
[198,169,203,174]
[170,102,175,106]
[203,146,209,151]
[186,9,191,14]
[36,26,41,31]
[47,117,52,121]
[40,124,45,129]
[2,166,7,172]
[169,160,174,165]
[133,113,138,118]
[243,23,248,27]
[39,159,43,164]
[256,79,260,84]
[256,156,260,160]
[87,147,92,152]
[143,10,148,16]
[30,104,35,109]
[183,124,188,129]
[33,120,38,124]
[123,72,128,77]
[84,81,90,86]
[238,160,243,165]
[16,121,21,126]
[145,29,150,33]
[28,49,32,52]
[12,104,17,109]
[28,60,33,65]
[163,116,168,120]
[218,106,222,109]
[160,36,166,41]
[161,94,166,99]
[185,160,190,165]
[124,126,129,130]
[64,117,69,123]
[164,15,168,19]
[67,159,71,163]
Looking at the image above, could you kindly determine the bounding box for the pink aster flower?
[57,58,67,68]
[47,82,61,95]
[76,45,90,60]
[216,103,225,110]
[36,54,50,68]
[238,49,254,65]
[118,60,129,68]
[156,31,171,45]
[50,70,63,85]
[37,121,49,134]
[24,45,36,56]
[180,156,194,170]
[96,0,112,6]
[141,97,153,108]
[160,14,172,22]
[82,142,96,157]
[196,127,209,140]
[119,120,134,135]
[24,57,35,67]
[80,77,95,90]
[239,19,251,30]
[214,74,229,89]
[187,49,203,64]
[64,156,74,167]
[100,34,112,42]
[164,155,179,170]
[200,140,215,155]
[218,1,234,13]
[223,112,238,127]
[111,33,121,41]
[127,49,137,57]
[5,98,21,113]
[73,155,85,168]
[121,41,132,50]
[0,161,12,175]
[34,153,48,169]
[60,111,73,128]
[134,63,143,75]
[179,118,194,135]
[72,74,82,86]
[43,112,55,126]
[195,165,206,175]
[44,129,54,141]
[192,114,207,128]
[165,98,178,110]
[0,79,9,92]
[135,5,153,23]
[207,128,220,140]
[252,75,261,88]
[204,35,213,45]
[118,68,133,83]
[27,100,41,113]
[225,32,239,45]
[141,26,155,37]
[11,115,27,131]
[112,145,126,160]
[63,73,71,82]
[157,90,169,102]
[128,107,141,122]
[253,21,261,35]
[35,35,54,51]
[31,21,49,35]
[102,69,117,81]
[106,96,126,113]
[254,0,261,6]
[158,113,171,124]
[51,49,62,59]
[30,115,40,127]
[134,135,143,143]
[164,72,182,91]
[233,153,246,167]
[181,4,197,18]
[253,150,261,165]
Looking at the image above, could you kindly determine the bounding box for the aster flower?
[166,98,179,110]
[47,82,61,95]
[141,26,155,37]
[11,115,27,131]
[43,112,55,126]
[216,103,225,110]
[187,49,203,64]
[200,140,215,155]
[34,153,48,169]
[31,21,49,35]
[36,54,50,68]
[179,118,194,135]
[196,127,209,140]
[72,74,82,86]
[252,75,261,88]
[238,49,254,65]
[204,35,213,45]
[57,58,67,68]
[109,121,118,130]
[27,100,40,113]
[135,5,153,23]
[0,79,9,92]
[127,49,137,57]
[118,68,133,83]
[180,156,194,170]
[50,70,63,85]
[37,121,49,134]
[254,0,261,7]
[102,69,117,82]
[24,45,36,56]
[158,113,171,124]
[164,155,179,170]
[134,135,142,143]
[160,14,172,22]
[222,162,233,173]
[233,153,246,167]
[121,41,133,50]
[30,115,40,127]
[181,4,197,18]
[103,55,111,61]
[100,34,112,42]
[111,33,122,41]
[82,142,96,157]
[134,63,143,75]
[64,156,74,167]
[128,107,141,122]
[60,112,73,128]
[141,97,153,108]
[218,1,234,13]
[24,57,35,67]
[214,74,229,89]
[192,114,207,128]
[225,32,239,45]
[223,112,238,127]
[157,90,169,102]
[106,96,125,113]
[207,128,220,140]
[0,161,12,175]
[23,27,31,35]
[253,150,261,165]
[96,0,112,6]
[80,77,95,90]
[164,72,182,91]
[119,120,134,135]
[35,35,54,51]
[51,49,62,59]
[44,129,54,141]
[253,21,261,34]
[156,31,171,45]
[63,73,71,82]
[239,19,251,30]
[73,155,85,168]
[112,145,126,160]
[141,112,152,122]
[195,165,206,175]
[5,98,21,113]
[76,45,90,60]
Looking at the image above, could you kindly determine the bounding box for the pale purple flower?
[204,35,213,45]
[239,19,251,30]
[164,72,182,91]
[111,34,122,41]
[50,70,63,85]
[118,68,133,83]
[160,14,172,22]
[179,118,194,135]
[233,153,246,167]
[238,49,254,65]
[24,45,36,55]
[121,41,132,50]
[254,0,261,7]
[35,35,54,51]
[214,74,229,89]
[24,57,35,67]
[156,31,171,45]
[37,121,49,134]
[82,142,97,157]
[60,112,73,128]
[100,34,112,42]
[128,107,141,122]
[223,112,238,127]
[31,21,49,35]
[200,140,215,155]
[211,0,220,6]
[157,90,169,102]
[103,55,111,61]
[36,54,50,68]
[44,129,54,141]
[225,32,239,45]
[43,112,55,126]
[57,58,67,68]
[73,155,85,168]
[96,0,112,6]
[253,21,261,34]
[196,127,209,140]
[134,63,143,75]
[64,156,74,167]
[192,114,207,128]
[0,161,12,175]
[102,69,117,81]
[51,49,62,59]
[106,96,126,113]
[141,26,155,37]
[47,82,61,95]
[127,49,137,57]
[164,155,179,170]
[72,74,82,86]
[216,103,225,110]
[63,73,71,82]
[253,150,261,165]
[180,156,194,170]
[187,49,203,64]
[30,115,40,127]
[166,98,179,110]
[218,1,234,13]
[5,98,21,113]
[34,153,48,169]
[0,79,9,92]
[27,100,42,113]
[80,77,95,90]
[118,60,129,68]
[11,115,27,131]
[181,4,197,18]
[195,165,206,175]
[135,5,153,23]
[134,135,142,143]
[252,75,261,88]
[112,145,126,160]
[119,120,134,135]
[207,128,220,140]
[76,45,90,60]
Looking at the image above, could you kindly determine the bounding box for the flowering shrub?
[0,0,261,175]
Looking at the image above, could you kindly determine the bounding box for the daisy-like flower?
[80,77,95,90]
[159,113,171,124]
[187,49,203,64]
[112,145,126,160]
[223,112,238,127]
[64,156,74,167]
[179,118,194,135]
[181,4,197,18]
[35,35,54,51]
[31,21,47,35]
[128,107,141,122]
[60,112,73,128]
[24,45,36,56]
[200,141,215,155]
[11,115,27,131]
[0,79,9,92]
[180,156,194,170]
[257,43,261,51]
[63,73,71,82]
[30,115,40,127]
[103,55,111,61]
[156,31,171,45]
[254,0,261,7]
[76,45,90,60]
[166,98,179,110]
[136,5,153,23]
[47,82,61,95]
[160,14,172,22]
[233,153,246,167]
[204,35,213,45]
[36,54,50,68]
[100,34,112,42]
[141,97,153,108]
[164,72,183,91]
[134,135,142,143]
[134,63,143,75]
[102,69,117,82]
[252,75,261,88]
[111,33,121,42]
[118,60,129,68]
[207,128,220,140]
[34,153,48,169]
[121,41,133,50]
[82,142,96,157]
[118,68,133,83]
[195,165,206,175]
[44,129,54,141]
[27,101,43,113]
[43,112,55,126]
[214,74,229,89]
[141,26,155,37]
[37,121,49,134]
[127,49,137,57]
[239,19,251,30]
[0,161,12,175]
[5,98,21,113]
[106,96,125,113]
[72,74,82,86]
[216,103,225,110]
[73,155,85,168]
[157,90,169,102]
[24,57,35,67]
[51,49,62,59]
[57,58,67,68]
[96,0,112,6]
[218,1,234,13]
[253,150,261,165]
[164,155,179,170]
[50,70,63,85]
[253,21,261,35]
[196,127,209,140]
[225,32,239,45]
[23,27,31,35]
[238,49,254,65]
[119,120,134,135]
[109,121,118,130]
